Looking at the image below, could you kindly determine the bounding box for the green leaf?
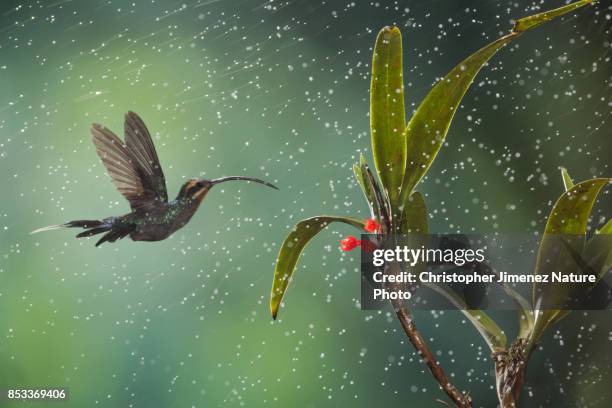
[426,283,507,351]
[539,179,609,236]
[566,232,612,289]
[579,218,612,293]
[596,218,612,235]
[530,178,610,344]
[400,191,428,234]
[561,167,574,191]
[353,154,382,221]
[500,283,534,340]
[270,216,365,319]
[512,0,593,32]
[370,26,406,208]
[363,160,392,230]
[398,0,594,201]
[398,191,428,293]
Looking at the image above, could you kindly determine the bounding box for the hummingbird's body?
[33,111,277,246]
[128,200,192,242]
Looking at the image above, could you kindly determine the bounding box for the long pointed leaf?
[512,0,593,32]
[531,178,610,344]
[426,283,507,352]
[270,216,365,319]
[501,283,535,340]
[399,0,594,201]
[596,218,612,235]
[579,218,612,300]
[371,26,406,207]
[395,191,428,295]
[400,191,428,234]
[353,154,381,221]
[365,165,391,229]
[561,167,574,191]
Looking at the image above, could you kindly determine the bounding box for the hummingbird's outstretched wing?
[124,111,168,203]
[91,113,167,210]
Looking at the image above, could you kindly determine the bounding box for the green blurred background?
[0,0,610,407]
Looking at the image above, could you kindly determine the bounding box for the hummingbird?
[32,111,278,246]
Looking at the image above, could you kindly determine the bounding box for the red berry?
[364,218,381,233]
[340,235,360,251]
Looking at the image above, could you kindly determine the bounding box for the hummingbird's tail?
[32,218,133,247]
[209,176,279,190]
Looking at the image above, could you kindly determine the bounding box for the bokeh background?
[0,0,610,407]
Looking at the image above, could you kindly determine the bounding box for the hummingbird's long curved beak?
[205,176,279,190]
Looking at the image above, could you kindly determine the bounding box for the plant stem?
[510,342,534,403]
[493,356,516,408]
[511,365,526,403]
[395,306,473,408]
[492,339,528,407]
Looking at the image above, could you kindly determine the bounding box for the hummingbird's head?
[177,176,278,202]
[177,178,213,202]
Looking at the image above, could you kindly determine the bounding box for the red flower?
[340,235,360,251]
[364,218,381,233]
